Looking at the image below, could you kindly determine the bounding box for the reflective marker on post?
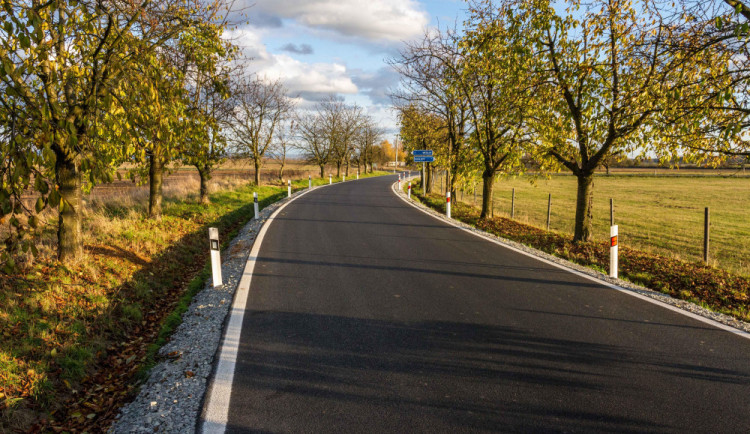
[253,192,259,220]
[610,225,618,278]
[446,191,451,219]
[209,227,222,287]
[408,182,411,199]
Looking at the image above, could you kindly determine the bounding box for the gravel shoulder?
[109,187,310,433]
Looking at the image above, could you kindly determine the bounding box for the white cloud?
[262,54,359,96]
[240,0,429,42]
[223,29,358,100]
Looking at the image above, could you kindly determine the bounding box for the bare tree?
[295,112,331,177]
[389,26,470,196]
[230,77,293,185]
[269,119,296,181]
[355,118,384,174]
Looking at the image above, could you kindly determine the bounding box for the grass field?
[440,173,750,276]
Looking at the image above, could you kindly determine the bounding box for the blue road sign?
[412,150,433,156]
[414,156,435,163]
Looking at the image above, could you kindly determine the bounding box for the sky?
[224,0,469,138]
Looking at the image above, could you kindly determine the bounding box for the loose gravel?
[394,179,750,335]
[109,188,308,433]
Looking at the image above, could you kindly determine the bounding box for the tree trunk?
[319,164,325,178]
[197,165,210,205]
[336,161,341,177]
[149,154,164,219]
[254,158,262,186]
[55,152,83,263]
[426,164,433,194]
[573,172,595,242]
[345,160,350,177]
[480,170,494,219]
[278,161,285,181]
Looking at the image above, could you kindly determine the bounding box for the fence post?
[209,227,222,287]
[704,207,710,263]
[546,194,551,230]
[253,192,259,220]
[610,225,618,278]
[446,191,451,219]
[511,188,515,219]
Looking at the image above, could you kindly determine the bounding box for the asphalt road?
[217,174,750,433]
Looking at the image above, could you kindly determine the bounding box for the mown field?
[443,173,750,276]
[0,167,385,432]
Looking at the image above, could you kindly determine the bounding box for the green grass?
[448,174,750,276]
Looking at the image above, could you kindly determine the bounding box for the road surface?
[204,174,750,433]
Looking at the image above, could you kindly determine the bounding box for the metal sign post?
[209,227,222,287]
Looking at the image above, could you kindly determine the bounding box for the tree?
[230,77,293,186]
[0,0,233,263]
[355,118,384,174]
[458,1,538,218]
[528,0,699,241]
[398,104,444,192]
[390,26,470,197]
[319,96,363,177]
[296,111,331,177]
[269,119,296,181]
[182,66,234,205]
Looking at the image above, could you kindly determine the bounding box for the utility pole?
[394,137,398,173]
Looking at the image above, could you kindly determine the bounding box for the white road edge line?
[391,180,750,341]
[200,177,370,433]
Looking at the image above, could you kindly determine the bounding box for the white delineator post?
[408,182,411,199]
[288,179,291,197]
[309,175,311,189]
[357,170,359,180]
[398,175,401,190]
[446,191,451,219]
[610,225,618,278]
[343,175,346,182]
[329,175,332,185]
[209,227,222,287]
[253,192,259,220]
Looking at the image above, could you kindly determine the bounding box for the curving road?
[203,174,750,433]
